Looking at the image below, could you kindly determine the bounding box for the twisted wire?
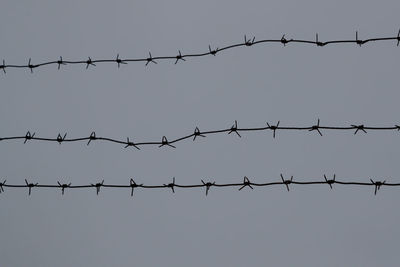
[1,31,399,73]
[0,175,395,196]
[1,120,399,149]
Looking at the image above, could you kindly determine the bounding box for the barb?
[57,56,66,70]
[208,45,219,56]
[57,181,71,195]
[23,131,35,144]
[57,133,67,144]
[324,174,336,189]
[125,137,140,150]
[86,57,96,69]
[280,174,293,192]
[87,132,97,146]
[352,124,367,135]
[370,179,386,195]
[239,176,253,191]
[1,121,400,149]
[193,127,206,141]
[315,33,325,47]
[1,175,398,196]
[175,50,185,64]
[1,59,6,73]
[91,180,104,195]
[267,121,280,138]
[201,179,215,196]
[129,178,143,197]
[27,58,36,73]
[145,52,157,66]
[115,54,127,68]
[159,136,176,149]
[25,179,38,196]
[228,120,241,137]
[2,30,400,73]
[0,179,6,193]
[164,177,176,193]
[309,119,323,136]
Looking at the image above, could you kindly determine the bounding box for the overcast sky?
[1,1,400,266]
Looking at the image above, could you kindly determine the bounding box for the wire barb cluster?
[1,31,400,73]
[1,120,399,149]
[0,175,397,196]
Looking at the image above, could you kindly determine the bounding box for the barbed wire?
[0,175,396,196]
[1,31,399,73]
[1,120,399,149]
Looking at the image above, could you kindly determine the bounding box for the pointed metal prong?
[129,178,142,196]
[397,29,400,46]
[315,33,325,46]
[370,179,385,195]
[201,179,215,196]
[280,174,292,192]
[116,54,127,68]
[57,56,66,70]
[28,58,34,73]
[281,34,288,46]
[324,174,335,189]
[57,133,67,144]
[91,180,104,195]
[86,57,95,69]
[228,120,241,137]
[193,127,205,141]
[145,52,157,66]
[159,136,176,148]
[87,131,96,145]
[244,35,255,46]
[57,181,70,195]
[164,177,176,193]
[1,59,6,74]
[309,118,323,136]
[0,179,6,193]
[267,121,280,138]
[175,50,186,64]
[356,31,363,46]
[239,176,253,191]
[370,179,377,195]
[351,125,367,135]
[208,45,218,56]
[58,56,62,70]
[24,131,35,144]
[25,179,37,196]
[125,137,140,150]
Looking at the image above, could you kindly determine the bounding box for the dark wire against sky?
[1,31,399,73]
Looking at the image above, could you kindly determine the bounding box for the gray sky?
[1,0,400,266]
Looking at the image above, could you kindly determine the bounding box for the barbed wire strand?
[1,30,399,73]
[0,176,396,196]
[1,120,399,149]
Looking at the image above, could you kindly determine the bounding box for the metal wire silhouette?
[1,120,399,149]
[1,31,399,73]
[0,175,395,196]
